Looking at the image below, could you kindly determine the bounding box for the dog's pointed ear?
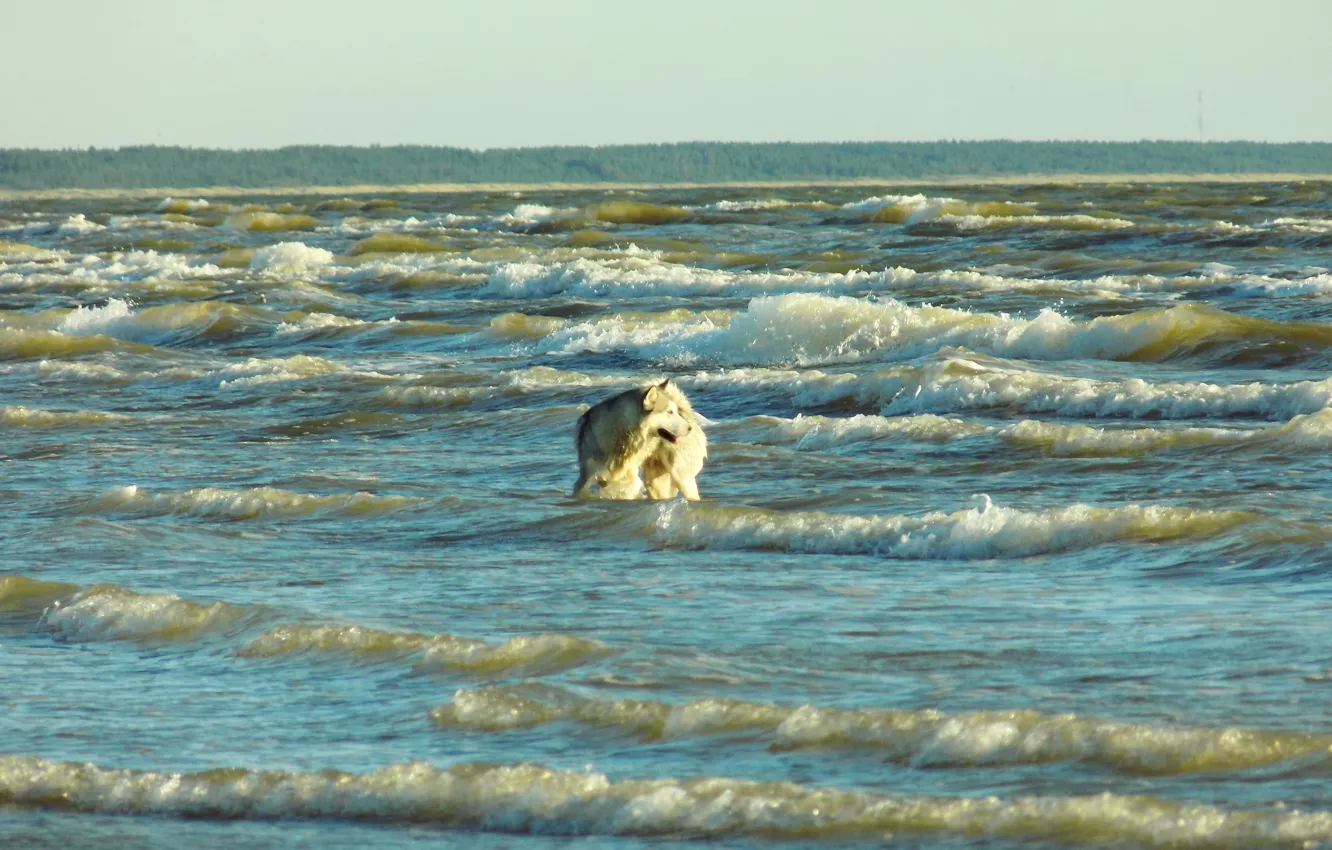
[642,385,661,409]
[658,379,670,390]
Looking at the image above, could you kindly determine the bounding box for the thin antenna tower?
[1197,90,1204,142]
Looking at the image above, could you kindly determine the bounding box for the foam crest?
[547,295,1331,367]
[690,358,1332,420]
[435,685,1332,776]
[248,241,335,274]
[55,214,105,234]
[0,405,132,428]
[640,498,1265,559]
[471,252,1332,303]
[156,197,213,213]
[93,250,226,282]
[240,624,610,674]
[274,312,375,335]
[377,366,625,409]
[216,354,351,387]
[939,212,1136,231]
[3,754,1331,845]
[879,359,1332,419]
[694,198,800,212]
[1000,409,1332,456]
[88,484,420,520]
[1001,420,1252,456]
[722,413,988,449]
[53,298,271,343]
[42,585,241,643]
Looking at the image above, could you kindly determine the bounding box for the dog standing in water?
[573,380,707,500]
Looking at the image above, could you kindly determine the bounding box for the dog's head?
[642,379,692,445]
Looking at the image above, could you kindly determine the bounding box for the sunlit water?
[3,182,1332,848]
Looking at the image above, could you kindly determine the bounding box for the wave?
[375,366,627,409]
[3,754,1331,846]
[241,624,611,674]
[838,193,1136,231]
[227,211,317,232]
[0,405,132,428]
[5,573,609,675]
[80,484,422,520]
[434,684,1330,775]
[716,409,1332,456]
[688,358,1332,420]
[41,584,248,643]
[248,241,335,275]
[349,233,453,255]
[0,326,132,359]
[629,498,1277,559]
[156,197,217,214]
[492,201,690,230]
[0,574,78,613]
[716,413,989,449]
[0,240,63,261]
[540,295,1332,367]
[998,410,1332,456]
[28,352,391,389]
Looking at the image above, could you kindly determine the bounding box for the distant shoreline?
[2,173,1330,201]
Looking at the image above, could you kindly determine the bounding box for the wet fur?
[573,380,707,500]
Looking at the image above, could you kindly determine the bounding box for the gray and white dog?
[573,379,707,500]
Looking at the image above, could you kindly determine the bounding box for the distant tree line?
[0,142,1328,190]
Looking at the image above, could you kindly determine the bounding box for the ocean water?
[3,182,1332,848]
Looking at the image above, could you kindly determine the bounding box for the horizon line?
[5,139,1332,154]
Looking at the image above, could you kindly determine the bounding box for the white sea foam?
[3,754,1330,846]
[480,253,1332,302]
[88,484,421,520]
[693,198,799,212]
[838,194,1137,230]
[54,298,136,335]
[240,623,610,673]
[686,358,1332,420]
[274,312,376,335]
[0,405,132,428]
[215,354,349,387]
[938,212,1136,231]
[51,297,271,343]
[41,585,241,642]
[155,197,213,213]
[55,214,106,234]
[542,294,1324,368]
[436,684,1331,775]
[249,241,335,275]
[639,498,1265,559]
[717,413,989,449]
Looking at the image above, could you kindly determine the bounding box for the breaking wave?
[81,484,422,520]
[720,409,1332,455]
[688,358,1332,420]
[434,684,1332,775]
[41,585,248,643]
[5,573,610,676]
[241,624,611,675]
[4,754,1332,846]
[541,294,1332,367]
[0,405,132,428]
[633,498,1278,559]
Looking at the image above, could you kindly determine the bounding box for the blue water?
[2,182,1332,847]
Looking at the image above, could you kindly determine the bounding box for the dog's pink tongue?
[658,428,678,444]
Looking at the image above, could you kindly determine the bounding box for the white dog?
[573,379,707,500]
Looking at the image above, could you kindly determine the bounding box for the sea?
[2,180,1332,849]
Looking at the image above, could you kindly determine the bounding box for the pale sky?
[4,0,1330,149]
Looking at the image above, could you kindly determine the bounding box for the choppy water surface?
[3,182,1332,848]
